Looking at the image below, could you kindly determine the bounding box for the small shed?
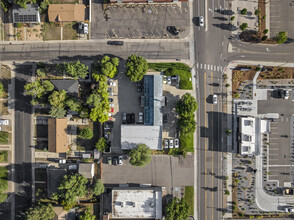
[78,163,94,179]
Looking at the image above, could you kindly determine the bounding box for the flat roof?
[112,188,162,219]
[121,125,162,150]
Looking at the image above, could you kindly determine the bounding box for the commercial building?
[110,187,162,219]
[239,117,270,155]
[48,118,68,153]
[110,0,187,3]
[48,4,86,22]
[121,75,164,150]
[12,4,40,23]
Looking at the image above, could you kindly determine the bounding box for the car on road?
[285,90,289,99]
[199,16,204,26]
[213,94,217,104]
[118,155,123,165]
[107,156,112,165]
[0,120,9,125]
[285,207,294,212]
[169,139,174,148]
[107,41,124,46]
[164,139,169,149]
[139,112,143,123]
[174,139,179,148]
[167,26,179,35]
[113,157,118,165]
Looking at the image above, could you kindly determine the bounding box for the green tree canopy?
[79,127,93,139]
[89,100,109,123]
[52,174,88,211]
[129,144,151,167]
[92,73,108,83]
[126,54,148,82]
[239,23,248,31]
[92,179,105,197]
[165,198,190,220]
[276,31,288,44]
[14,0,29,8]
[95,137,107,152]
[42,80,54,92]
[25,203,55,220]
[24,80,45,98]
[63,61,89,79]
[50,106,66,118]
[80,207,95,220]
[66,97,81,112]
[176,93,198,118]
[178,115,196,134]
[49,90,67,108]
[0,82,4,98]
[98,56,120,78]
[87,93,102,108]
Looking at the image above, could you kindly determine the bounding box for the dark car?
[167,26,179,35]
[108,98,113,102]
[126,114,131,124]
[131,113,135,124]
[113,157,118,165]
[107,41,124,46]
[163,115,168,123]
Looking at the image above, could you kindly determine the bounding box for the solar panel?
[14,13,37,23]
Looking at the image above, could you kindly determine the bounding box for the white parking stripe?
[204,64,206,69]
[217,66,219,71]
[214,65,216,71]
[200,63,202,69]
[207,65,210,70]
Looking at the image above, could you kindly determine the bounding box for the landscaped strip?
[184,186,194,216]
[0,166,8,203]
[148,63,193,90]
[180,132,194,153]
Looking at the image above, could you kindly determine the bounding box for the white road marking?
[220,66,223,72]
[207,65,210,70]
[204,64,206,69]
[196,63,199,68]
[217,66,219,71]
[214,66,216,71]
[200,63,203,69]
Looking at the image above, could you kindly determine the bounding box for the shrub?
[224,189,230,195]
[239,23,248,31]
[254,9,260,16]
[16,23,23,28]
[255,67,261,71]
[225,83,230,87]
[263,29,269,34]
[230,16,235,21]
[79,127,93,139]
[36,68,46,77]
[261,36,268,41]
[241,8,247,15]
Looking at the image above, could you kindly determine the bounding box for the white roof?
[112,189,162,219]
[240,117,256,155]
[260,119,270,133]
[121,125,162,150]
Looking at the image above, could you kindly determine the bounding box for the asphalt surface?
[13,64,33,219]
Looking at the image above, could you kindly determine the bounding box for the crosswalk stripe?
[200,63,202,69]
[217,66,219,71]
[196,63,199,68]
[207,65,210,70]
[214,66,216,71]
[204,64,206,69]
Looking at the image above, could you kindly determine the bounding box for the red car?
[110,108,114,112]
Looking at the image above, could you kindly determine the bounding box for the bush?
[263,29,269,34]
[230,16,235,21]
[239,23,248,31]
[254,9,260,16]
[241,8,247,15]
[79,127,93,139]
[276,31,288,44]
[16,23,23,28]
[261,36,268,41]
[255,67,261,71]
[36,68,46,77]
[224,189,230,195]
[225,83,230,87]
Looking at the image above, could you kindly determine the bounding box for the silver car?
[164,139,169,149]
[199,16,204,27]
[169,139,174,148]
[174,139,179,148]
[213,94,217,104]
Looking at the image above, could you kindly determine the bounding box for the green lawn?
[0,132,9,144]
[148,63,193,90]
[184,186,194,216]
[180,132,194,153]
[0,166,8,203]
[0,151,8,162]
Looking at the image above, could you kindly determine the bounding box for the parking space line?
[204,64,206,69]
[207,65,210,70]
[200,64,203,69]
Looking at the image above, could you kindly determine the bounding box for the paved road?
[13,64,33,219]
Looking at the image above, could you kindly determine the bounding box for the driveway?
[102,155,194,188]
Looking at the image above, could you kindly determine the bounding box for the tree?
[225,83,230,87]
[276,31,288,44]
[24,80,45,98]
[95,137,107,152]
[111,57,120,67]
[52,174,88,211]
[224,189,230,195]
[176,93,198,118]
[178,115,196,134]
[92,179,105,197]
[25,203,55,220]
[0,82,4,98]
[254,9,260,16]
[36,68,46,77]
[14,0,30,8]
[230,16,235,21]
[92,72,108,83]
[239,23,248,31]
[89,105,109,123]
[129,144,151,167]
[63,60,89,79]
[126,54,148,82]
[50,106,66,118]
[87,93,102,108]
[42,80,54,92]
[99,55,119,78]
[240,8,247,15]
[79,127,93,139]
[49,90,67,108]
[66,97,81,112]
[80,207,95,220]
[165,198,190,220]
[226,129,232,135]
[263,29,269,34]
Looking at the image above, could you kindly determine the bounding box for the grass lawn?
[76,122,99,151]
[0,101,9,115]
[0,166,8,202]
[148,63,193,90]
[0,132,9,145]
[0,64,11,99]
[184,186,194,216]
[0,151,8,162]
[43,23,60,41]
[180,132,194,152]
[63,23,77,40]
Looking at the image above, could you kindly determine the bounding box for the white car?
[109,104,114,108]
[199,16,204,27]
[174,139,179,148]
[118,155,123,165]
[285,90,289,99]
[169,139,174,148]
[83,23,88,34]
[167,76,172,85]
[0,120,9,125]
[59,159,66,164]
[213,94,217,104]
[164,139,169,149]
[139,112,143,123]
[285,207,294,213]
[108,113,112,117]
[109,81,117,86]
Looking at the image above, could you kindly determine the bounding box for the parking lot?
[91,2,190,39]
[102,155,194,188]
[270,0,294,39]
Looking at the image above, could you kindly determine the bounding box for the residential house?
[48,118,68,153]
[48,4,85,22]
[12,4,40,23]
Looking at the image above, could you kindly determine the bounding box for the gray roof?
[78,163,94,179]
[51,80,79,97]
[143,75,163,126]
[12,4,40,23]
[121,125,162,150]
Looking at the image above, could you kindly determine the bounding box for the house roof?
[78,163,94,179]
[50,80,79,97]
[12,4,40,23]
[48,118,68,153]
[48,4,85,22]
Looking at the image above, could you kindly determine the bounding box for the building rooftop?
[48,118,68,153]
[121,125,162,150]
[111,188,162,219]
[12,4,40,23]
[51,80,79,97]
[48,4,85,22]
[78,163,94,179]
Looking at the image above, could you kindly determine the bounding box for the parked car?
[104,131,109,139]
[113,157,118,165]
[277,89,288,99]
[167,26,179,35]
[83,23,88,34]
[108,113,112,117]
[108,81,117,86]
[139,112,143,123]
[110,108,114,113]
[108,98,114,102]
[285,90,289,99]
[169,139,174,148]
[137,87,143,92]
[107,41,124,46]
[285,207,294,213]
[199,16,204,26]
[164,139,169,149]
[167,76,171,84]
[163,115,168,123]
[109,92,114,96]
[126,114,131,124]
[174,139,179,148]
[59,159,66,164]
[163,76,167,84]
[108,87,112,92]
[122,112,127,124]
[109,104,114,108]
[107,156,112,165]
[213,94,217,104]
[118,155,123,165]
[0,120,9,125]
[131,113,135,124]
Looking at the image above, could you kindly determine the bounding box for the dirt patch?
[62,23,77,40]
[232,66,257,94]
[43,23,61,41]
[0,101,9,115]
[26,24,43,41]
[258,66,294,80]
